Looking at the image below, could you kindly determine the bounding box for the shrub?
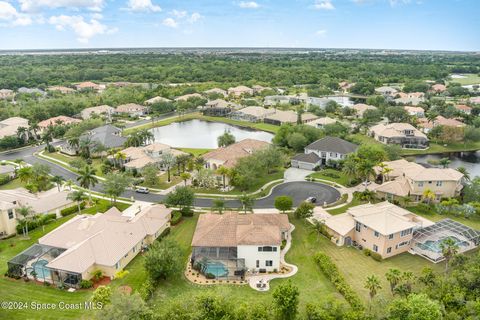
[60,202,86,216]
[314,252,364,311]
[170,211,182,225]
[370,252,383,262]
[80,280,93,289]
[281,239,287,250]
[115,270,129,279]
[205,273,216,279]
[0,174,11,185]
[157,227,171,241]
[91,270,103,282]
[322,171,340,179]
[363,248,372,256]
[180,206,194,217]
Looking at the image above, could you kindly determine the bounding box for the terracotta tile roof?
[352,103,376,116]
[370,123,427,139]
[38,116,81,128]
[418,116,465,129]
[455,104,472,112]
[202,138,270,168]
[191,212,290,247]
[431,84,446,92]
[174,93,203,101]
[115,103,147,113]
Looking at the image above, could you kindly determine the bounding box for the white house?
[191,212,291,274]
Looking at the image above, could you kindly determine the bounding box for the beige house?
[75,81,102,91]
[0,117,29,139]
[37,116,81,133]
[352,104,377,118]
[431,84,447,93]
[115,103,148,117]
[306,117,337,129]
[112,143,187,170]
[323,202,433,259]
[264,110,318,126]
[375,86,398,96]
[369,123,429,149]
[455,104,472,115]
[252,85,271,94]
[203,139,270,170]
[204,88,227,97]
[417,116,465,133]
[174,93,203,101]
[10,204,171,286]
[81,105,115,120]
[0,187,75,237]
[47,86,76,94]
[228,86,254,97]
[373,159,464,202]
[229,106,276,122]
[144,96,171,105]
[0,89,15,100]
[404,106,425,118]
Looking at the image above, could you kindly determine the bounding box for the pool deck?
[248,223,298,291]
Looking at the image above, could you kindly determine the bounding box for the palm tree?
[29,122,40,140]
[176,154,191,173]
[402,271,415,293]
[357,160,375,190]
[138,129,154,145]
[180,172,191,186]
[78,137,93,159]
[456,166,470,181]
[342,156,358,185]
[422,188,436,204]
[50,175,64,192]
[426,111,439,124]
[64,179,74,191]
[440,237,459,273]
[41,127,54,152]
[364,275,382,301]
[400,195,412,208]
[311,220,326,238]
[17,206,33,237]
[113,151,127,169]
[439,157,451,168]
[67,190,87,214]
[16,126,29,144]
[216,166,230,189]
[77,165,99,203]
[385,268,402,295]
[239,193,254,214]
[160,152,176,182]
[17,166,33,183]
[378,162,393,183]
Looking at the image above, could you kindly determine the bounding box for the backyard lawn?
[447,73,480,85]
[177,148,212,157]
[326,198,369,215]
[406,205,480,230]
[0,178,25,190]
[42,152,106,178]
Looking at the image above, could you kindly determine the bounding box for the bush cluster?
[314,252,364,311]
[15,213,56,234]
[0,174,11,185]
[80,280,93,289]
[60,202,86,216]
[170,211,182,225]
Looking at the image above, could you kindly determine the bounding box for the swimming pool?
[32,259,50,279]
[416,236,469,253]
[203,261,229,278]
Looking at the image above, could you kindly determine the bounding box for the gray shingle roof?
[306,136,358,154]
[292,153,321,163]
[84,125,127,148]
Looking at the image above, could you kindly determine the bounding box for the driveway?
[283,167,312,181]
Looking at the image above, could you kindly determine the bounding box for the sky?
[0,0,478,51]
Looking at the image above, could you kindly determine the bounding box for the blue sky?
[0,0,478,50]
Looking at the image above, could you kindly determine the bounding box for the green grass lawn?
[0,178,25,190]
[177,148,212,157]
[308,168,351,186]
[192,169,284,196]
[401,141,480,156]
[447,73,480,85]
[46,152,106,178]
[155,173,183,190]
[406,205,480,230]
[327,198,368,215]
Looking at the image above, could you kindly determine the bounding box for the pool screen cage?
[7,244,65,278]
[411,218,480,262]
[191,247,246,280]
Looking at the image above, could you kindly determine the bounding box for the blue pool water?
[203,262,228,277]
[32,259,50,279]
[417,236,469,253]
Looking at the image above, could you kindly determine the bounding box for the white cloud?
[171,10,187,18]
[389,0,411,6]
[314,0,335,10]
[162,17,177,28]
[19,0,105,13]
[315,29,327,37]
[238,1,259,9]
[49,15,115,43]
[126,0,161,12]
[188,12,202,23]
[0,1,32,26]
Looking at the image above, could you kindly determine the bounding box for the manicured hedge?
[0,174,11,185]
[170,211,182,225]
[60,202,86,216]
[16,213,57,234]
[314,252,364,311]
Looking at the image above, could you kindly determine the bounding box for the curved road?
[1,143,340,209]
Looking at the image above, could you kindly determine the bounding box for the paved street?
[1,144,340,209]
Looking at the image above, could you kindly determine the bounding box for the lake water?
[149,119,274,149]
[414,151,480,179]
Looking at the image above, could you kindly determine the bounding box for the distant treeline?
[0,52,479,89]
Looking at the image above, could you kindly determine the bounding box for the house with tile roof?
[417,116,465,133]
[404,106,425,118]
[115,103,148,117]
[80,105,115,120]
[47,86,76,94]
[264,110,318,126]
[7,204,171,287]
[191,212,290,274]
[373,159,464,202]
[75,81,102,91]
[201,99,239,116]
[110,143,187,170]
[230,106,276,122]
[144,96,171,105]
[431,84,447,93]
[375,86,398,96]
[455,104,472,115]
[204,88,227,97]
[37,116,81,133]
[174,93,204,101]
[291,136,358,170]
[322,202,433,258]
[0,117,29,139]
[227,86,254,97]
[0,89,15,100]
[305,117,337,129]
[352,103,377,118]
[368,123,429,149]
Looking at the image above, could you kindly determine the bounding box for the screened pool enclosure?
[7,244,82,288]
[191,247,246,280]
[411,219,480,262]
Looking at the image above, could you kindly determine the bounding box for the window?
[259,246,274,252]
[115,262,120,269]
[355,222,361,232]
[374,231,379,237]
[265,260,273,267]
[258,247,262,252]
[418,182,424,187]
[388,234,394,240]
[7,209,14,219]
[436,181,443,187]
[400,228,412,237]
[373,244,378,252]
[398,241,409,248]
[256,260,259,268]
[363,224,368,229]
[273,247,277,252]
[387,247,392,254]
[132,246,136,253]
